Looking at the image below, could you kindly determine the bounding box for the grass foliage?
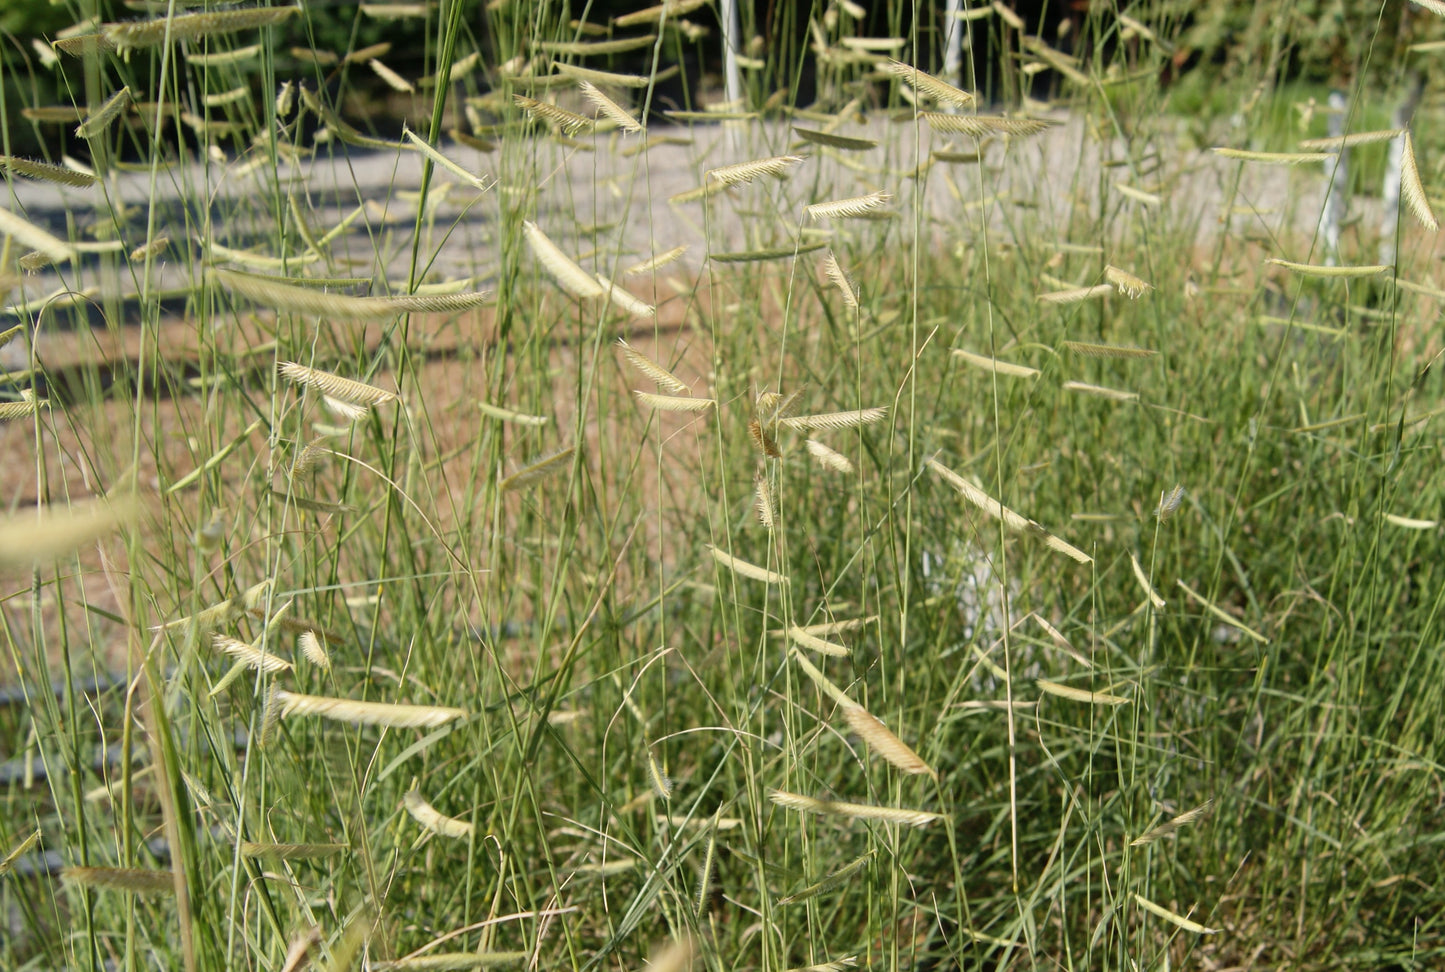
[2,2,1444,971]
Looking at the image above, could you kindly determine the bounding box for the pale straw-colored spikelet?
[1130,798,1215,847]
[668,181,731,205]
[923,113,1053,137]
[514,94,592,135]
[0,495,138,568]
[768,790,944,828]
[129,236,169,261]
[786,625,849,657]
[1176,579,1269,643]
[0,324,23,351]
[578,80,643,133]
[1129,552,1166,609]
[642,937,696,972]
[880,59,975,107]
[1132,893,1219,935]
[477,401,548,426]
[806,190,892,221]
[369,58,413,92]
[538,34,659,56]
[1103,265,1152,298]
[275,690,467,728]
[103,8,298,52]
[624,244,688,276]
[63,867,174,894]
[1264,258,1391,278]
[403,789,474,838]
[754,471,776,528]
[1037,284,1113,303]
[614,0,709,27]
[1211,147,1334,164]
[1062,341,1156,359]
[778,852,872,903]
[279,927,322,972]
[1411,0,1445,15]
[794,616,875,637]
[0,831,42,877]
[1383,512,1437,529]
[617,339,688,393]
[634,391,715,412]
[0,155,98,187]
[1155,484,1185,522]
[1400,132,1438,231]
[371,953,531,970]
[291,437,331,479]
[821,251,859,308]
[706,154,805,187]
[707,544,787,585]
[213,634,292,674]
[844,705,935,777]
[75,86,132,138]
[0,206,76,264]
[952,348,1039,377]
[0,399,47,421]
[213,268,489,318]
[789,648,857,708]
[925,457,1092,563]
[500,447,574,492]
[780,406,887,431]
[1299,128,1403,150]
[1061,381,1138,402]
[1115,182,1161,206]
[805,439,854,474]
[646,749,673,799]
[257,684,283,748]
[1036,679,1130,705]
[323,395,369,423]
[522,221,605,298]
[299,630,330,668]
[280,362,398,408]
[594,273,655,317]
[552,61,658,88]
[402,128,490,191]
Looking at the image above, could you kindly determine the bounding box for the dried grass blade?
[952,348,1039,377]
[843,705,935,777]
[707,545,787,585]
[403,790,474,838]
[276,690,467,728]
[500,448,574,492]
[522,220,605,298]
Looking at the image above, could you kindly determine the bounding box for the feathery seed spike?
[804,438,854,473]
[843,705,935,777]
[280,362,397,408]
[403,790,474,838]
[707,544,787,584]
[522,221,605,298]
[952,348,1039,377]
[276,690,467,728]
[499,448,574,492]
[634,391,714,412]
[617,340,688,393]
[706,155,805,187]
